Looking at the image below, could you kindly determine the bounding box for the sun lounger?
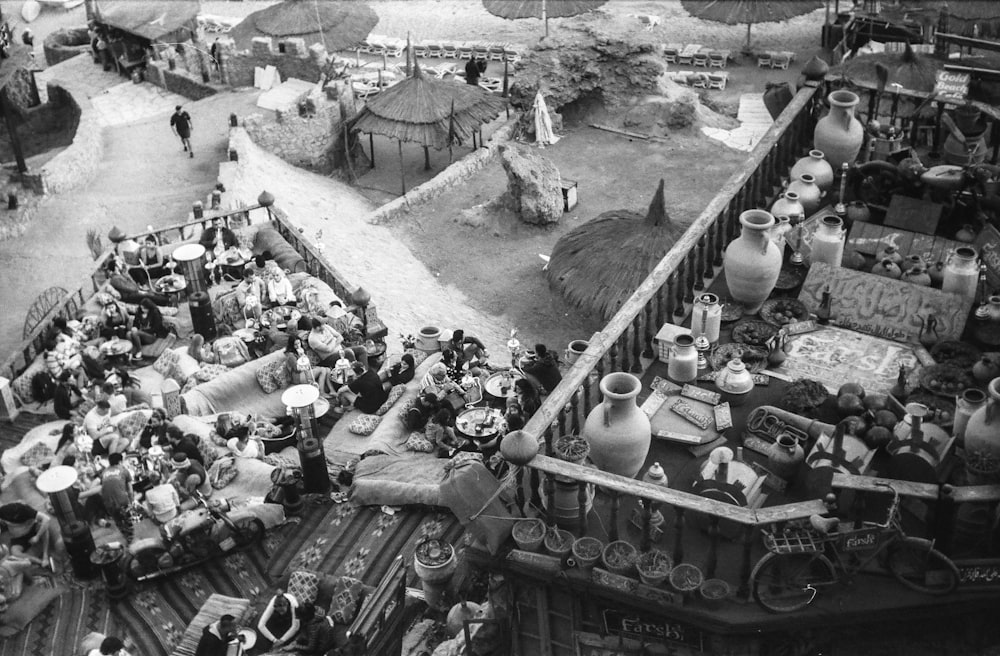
[488,45,507,61]
[441,43,458,58]
[426,43,443,58]
[690,73,709,89]
[383,39,404,57]
[770,52,790,69]
[708,51,727,68]
[663,46,679,63]
[413,42,431,58]
[473,44,490,59]
[757,53,772,68]
[692,52,709,67]
[707,72,728,90]
[504,48,521,63]
[480,77,503,92]
[457,44,474,60]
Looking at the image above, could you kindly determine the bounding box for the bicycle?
[750,483,960,613]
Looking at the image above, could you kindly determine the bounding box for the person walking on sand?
[170,105,193,157]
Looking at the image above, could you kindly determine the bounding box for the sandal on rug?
[331,492,349,504]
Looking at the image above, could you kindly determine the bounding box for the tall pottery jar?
[724,210,782,314]
[582,372,651,479]
[790,149,835,193]
[787,174,823,216]
[814,90,865,170]
[964,378,1000,484]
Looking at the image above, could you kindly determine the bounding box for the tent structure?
[227,0,378,52]
[546,179,685,320]
[680,1,823,50]
[482,0,607,38]
[93,0,200,42]
[350,62,506,193]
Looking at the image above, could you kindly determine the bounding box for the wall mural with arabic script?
[799,263,970,345]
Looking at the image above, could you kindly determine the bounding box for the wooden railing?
[508,82,1000,599]
[0,196,374,383]
[347,555,409,656]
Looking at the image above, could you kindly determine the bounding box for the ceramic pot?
[716,358,754,406]
[990,296,1000,323]
[570,537,603,572]
[724,210,782,314]
[973,356,1000,383]
[414,539,457,610]
[809,215,845,268]
[763,82,793,120]
[790,150,835,193]
[417,326,441,352]
[955,388,988,445]
[771,191,805,223]
[446,601,483,638]
[943,129,987,166]
[802,55,830,82]
[846,200,871,224]
[787,174,823,216]
[877,244,904,266]
[955,224,977,243]
[565,339,589,364]
[667,334,698,383]
[961,378,1000,483]
[902,266,932,287]
[768,434,805,479]
[927,261,946,287]
[583,372,651,479]
[814,90,865,170]
[767,333,789,366]
[872,259,902,279]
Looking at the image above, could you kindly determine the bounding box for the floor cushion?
[348,414,381,436]
[171,594,251,656]
[0,583,65,638]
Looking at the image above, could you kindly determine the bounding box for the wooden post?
[369,133,375,168]
[630,316,642,374]
[642,302,654,360]
[640,499,653,552]
[609,492,620,542]
[577,481,589,536]
[930,102,946,158]
[0,90,27,174]
[398,140,406,195]
[672,507,685,565]
[423,146,431,171]
[932,484,956,556]
[515,466,526,516]
[544,427,556,528]
[738,525,755,599]
[706,516,721,578]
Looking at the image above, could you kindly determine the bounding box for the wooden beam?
[936,32,1000,54]
[753,500,829,524]
[831,472,940,500]
[951,484,1000,504]
[0,89,27,174]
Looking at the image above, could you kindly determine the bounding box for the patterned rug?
[0,583,114,656]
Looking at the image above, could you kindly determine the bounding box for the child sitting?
[426,409,468,458]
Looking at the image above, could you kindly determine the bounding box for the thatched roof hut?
[482,1,607,37]
[829,41,941,93]
[546,179,684,319]
[228,0,378,51]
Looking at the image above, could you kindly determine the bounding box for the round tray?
[731,319,780,348]
[773,267,805,291]
[719,302,744,323]
[759,298,810,327]
[919,363,976,397]
[710,343,768,374]
[929,341,981,369]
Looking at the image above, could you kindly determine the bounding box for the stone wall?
[43,27,92,67]
[31,80,103,194]
[217,36,327,88]
[145,61,218,101]
[242,92,342,172]
[365,118,518,225]
[4,69,41,113]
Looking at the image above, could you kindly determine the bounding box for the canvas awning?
[94,0,200,42]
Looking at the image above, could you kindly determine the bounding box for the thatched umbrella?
[829,42,941,94]
[547,179,684,319]
[681,1,823,50]
[350,62,506,192]
[228,0,378,51]
[482,0,607,38]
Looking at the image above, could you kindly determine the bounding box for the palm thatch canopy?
[681,1,822,48]
[482,0,607,20]
[829,42,941,93]
[228,0,378,51]
[350,64,506,148]
[546,180,684,320]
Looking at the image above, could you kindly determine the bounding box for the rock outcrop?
[498,144,563,225]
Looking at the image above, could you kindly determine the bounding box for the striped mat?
[0,583,114,656]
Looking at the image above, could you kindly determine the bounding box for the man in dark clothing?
[464,56,487,86]
[195,614,237,656]
[170,105,193,157]
[100,453,133,525]
[338,361,389,414]
[521,343,562,393]
[164,426,204,465]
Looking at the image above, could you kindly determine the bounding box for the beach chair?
[473,44,490,60]
[707,72,728,90]
[441,43,458,58]
[663,46,679,63]
[678,51,694,66]
[488,45,507,61]
[383,39,404,57]
[771,53,790,69]
[413,42,430,58]
[504,48,521,63]
[690,73,709,89]
[457,44,474,60]
[426,42,443,58]
[757,53,772,68]
[708,51,727,68]
[692,52,709,67]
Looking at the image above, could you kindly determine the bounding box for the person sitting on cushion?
[0,502,64,569]
[383,353,416,388]
[83,400,130,455]
[133,235,165,285]
[168,453,212,508]
[53,370,85,421]
[0,545,35,616]
[138,408,168,449]
[256,590,300,651]
[420,362,463,402]
[307,317,344,366]
[335,361,388,415]
[87,635,131,656]
[520,343,562,393]
[198,217,238,260]
[195,614,239,656]
[134,298,171,345]
[163,425,205,465]
[235,267,265,324]
[281,603,336,656]
[446,329,489,369]
[512,378,542,417]
[103,258,169,306]
[266,266,297,307]
[97,297,144,363]
[227,425,263,460]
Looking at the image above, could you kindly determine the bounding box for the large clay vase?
[790,149,835,193]
[582,372,651,479]
[814,90,865,171]
[787,173,823,216]
[723,210,782,315]
[763,82,794,120]
[964,378,1000,484]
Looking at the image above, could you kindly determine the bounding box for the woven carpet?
[116,501,462,656]
[0,583,115,656]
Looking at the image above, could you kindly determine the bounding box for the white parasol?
[532,90,559,147]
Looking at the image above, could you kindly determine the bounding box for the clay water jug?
[871,258,902,279]
[724,210,782,315]
[814,90,865,170]
[790,149,835,193]
[846,200,871,224]
[802,55,830,82]
[771,191,805,223]
[768,434,805,479]
[964,378,1000,483]
[902,265,932,287]
[582,372,651,479]
[787,174,823,216]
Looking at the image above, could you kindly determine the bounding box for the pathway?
[701,93,774,152]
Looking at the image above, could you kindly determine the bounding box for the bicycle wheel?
[886,537,959,595]
[751,552,836,613]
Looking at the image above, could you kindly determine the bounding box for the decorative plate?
[929,341,981,369]
[731,319,780,347]
[904,391,956,429]
[719,302,744,323]
[710,343,768,374]
[774,267,805,291]
[759,298,810,327]
[919,363,976,397]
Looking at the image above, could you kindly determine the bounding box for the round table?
[483,370,524,400]
[262,306,302,331]
[233,328,259,343]
[99,337,133,366]
[154,274,186,305]
[455,407,503,441]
